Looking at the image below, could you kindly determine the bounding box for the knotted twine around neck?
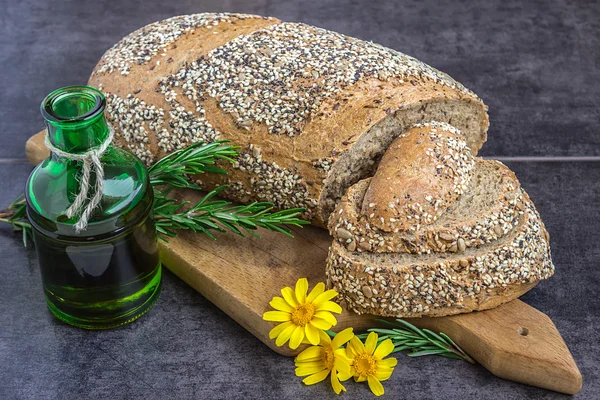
[44,126,114,233]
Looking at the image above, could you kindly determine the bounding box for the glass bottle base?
[45,264,162,330]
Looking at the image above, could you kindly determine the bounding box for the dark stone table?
[1,1,598,398]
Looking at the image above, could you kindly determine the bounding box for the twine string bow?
[44,126,114,233]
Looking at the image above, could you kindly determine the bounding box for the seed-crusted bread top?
[88,13,489,225]
[326,192,555,318]
[361,121,475,232]
[330,159,524,254]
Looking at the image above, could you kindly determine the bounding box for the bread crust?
[87,13,489,225]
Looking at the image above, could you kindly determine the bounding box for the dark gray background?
[1,0,598,399]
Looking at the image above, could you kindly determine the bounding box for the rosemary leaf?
[438,353,467,361]
[408,349,451,357]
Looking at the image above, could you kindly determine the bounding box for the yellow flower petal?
[297,360,325,368]
[275,323,298,347]
[306,282,325,303]
[315,300,342,313]
[354,374,367,383]
[305,323,320,345]
[334,357,352,376]
[314,310,338,326]
[296,363,328,377]
[313,289,338,304]
[348,336,365,357]
[281,286,298,307]
[318,329,331,345]
[367,376,385,396]
[295,346,322,362]
[331,327,354,349]
[302,369,330,385]
[373,339,395,360]
[378,357,398,368]
[337,366,353,382]
[365,332,379,355]
[263,310,291,322]
[269,321,293,339]
[289,325,305,349]
[310,317,334,330]
[295,278,309,304]
[269,296,293,312]
[375,367,394,381]
[331,368,346,394]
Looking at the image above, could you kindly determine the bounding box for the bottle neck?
[41,86,109,155]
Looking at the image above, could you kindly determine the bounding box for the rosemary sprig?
[148,140,309,241]
[153,186,309,241]
[148,140,239,188]
[355,319,475,363]
[0,195,33,246]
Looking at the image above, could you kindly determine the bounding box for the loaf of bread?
[326,123,554,317]
[85,13,552,317]
[88,12,489,226]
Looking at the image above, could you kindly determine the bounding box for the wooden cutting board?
[26,131,582,394]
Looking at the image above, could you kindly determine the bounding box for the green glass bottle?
[26,86,161,329]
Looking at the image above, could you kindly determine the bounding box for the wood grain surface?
[26,131,582,394]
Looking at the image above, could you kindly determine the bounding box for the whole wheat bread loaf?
[87,12,489,226]
[83,13,553,318]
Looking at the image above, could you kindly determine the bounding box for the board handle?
[26,129,49,165]
[407,300,582,395]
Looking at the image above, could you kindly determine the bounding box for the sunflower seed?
[336,228,353,240]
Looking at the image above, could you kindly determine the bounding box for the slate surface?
[1,0,599,399]
[1,0,599,158]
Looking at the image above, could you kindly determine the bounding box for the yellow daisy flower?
[263,278,342,349]
[294,328,355,394]
[346,332,397,396]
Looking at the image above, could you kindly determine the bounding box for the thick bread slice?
[88,13,489,225]
[330,158,524,254]
[361,121,475,231]
[326,192,554,318]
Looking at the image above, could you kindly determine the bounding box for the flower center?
[353,353,377,377]
[321,346,335,370]
[290,303,316,326]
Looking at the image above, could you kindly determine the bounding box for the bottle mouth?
[41,86,105,123]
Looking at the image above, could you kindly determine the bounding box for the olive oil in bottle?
[26,86,162,329]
